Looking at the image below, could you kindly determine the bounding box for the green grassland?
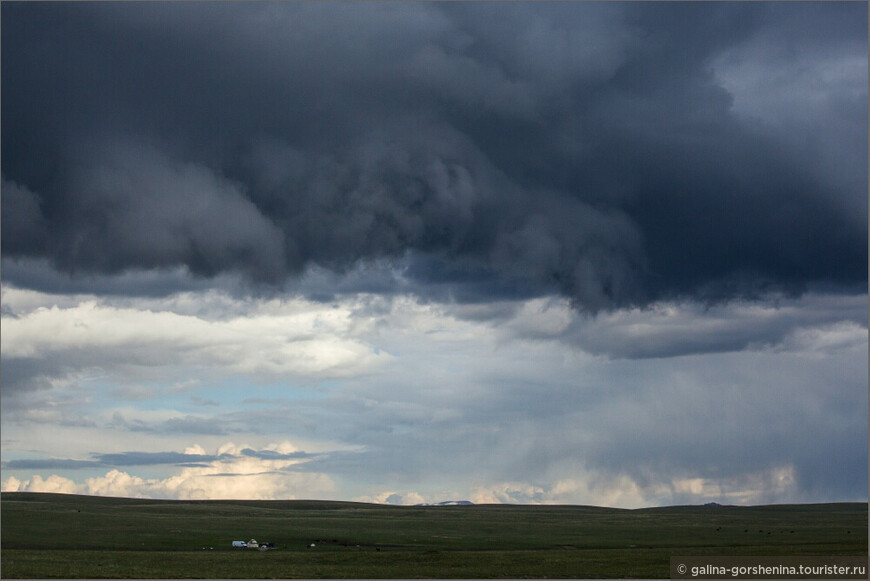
[1,492,866,578]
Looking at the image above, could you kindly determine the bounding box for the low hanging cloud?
[0,448,804,508]
[348,464,803,508]
[1,442,335,501]
[2,2,865,311]
[467,464,799,508]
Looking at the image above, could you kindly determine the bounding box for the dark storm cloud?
[1,258,261,300]
[2,2,866,310]
[1,179,49,256]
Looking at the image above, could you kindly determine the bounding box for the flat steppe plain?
[1,492,866,578]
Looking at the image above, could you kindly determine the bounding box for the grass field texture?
[1,492,866,578]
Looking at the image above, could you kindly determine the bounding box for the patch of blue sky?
[97,375,328,415]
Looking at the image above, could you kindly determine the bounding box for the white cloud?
[549,475,648,509]
[183,444,207,456]
[354,490,427,506]
[499,296,574,339]
[1,287,391,385]
[470,482,546,505]
[2,474,79,494]
[2,442,336,501]
[776,321,868,356]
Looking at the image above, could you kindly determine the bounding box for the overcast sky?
[2,1,867,507]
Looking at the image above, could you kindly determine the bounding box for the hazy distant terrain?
[1,492,865,578]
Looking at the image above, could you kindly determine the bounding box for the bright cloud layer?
[1,286,390,391]
[2,283,864,507]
